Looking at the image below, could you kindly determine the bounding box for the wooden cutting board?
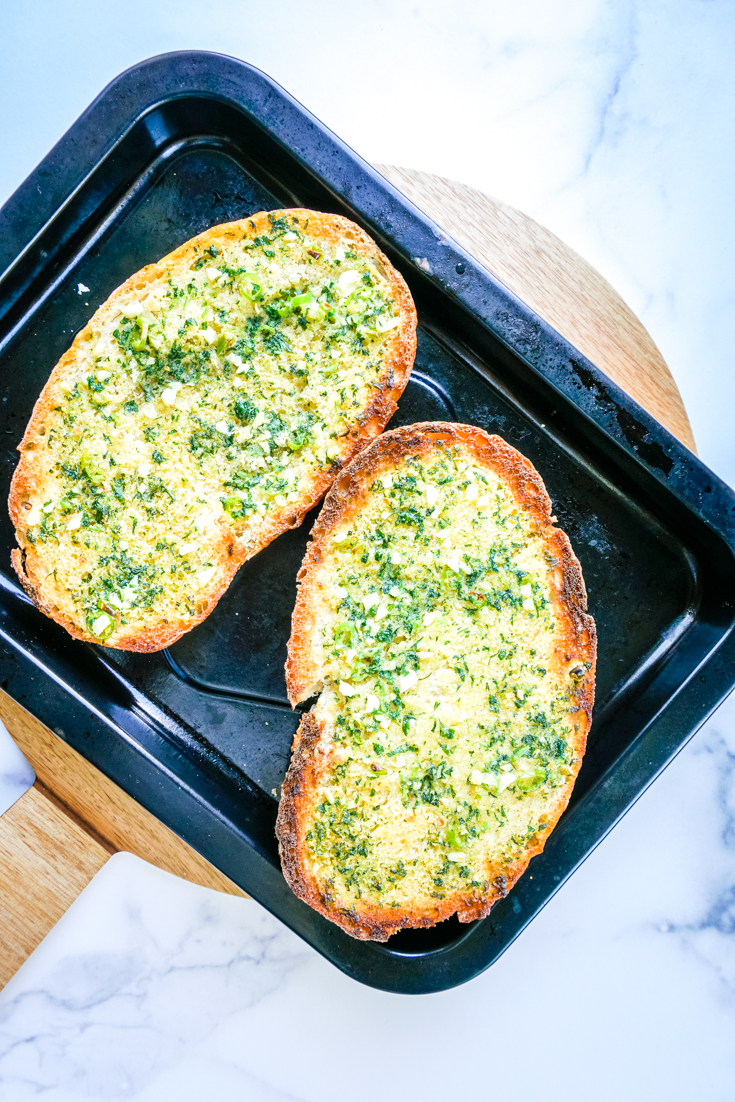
[377,167,694,451]
[0,171,695,988]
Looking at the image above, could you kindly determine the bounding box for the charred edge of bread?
[8,210,417,651]
[277,421,596,941]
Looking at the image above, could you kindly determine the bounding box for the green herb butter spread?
[278,424,595,941]
[9,210,416,649]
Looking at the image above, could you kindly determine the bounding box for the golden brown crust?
[8,210,417,651]
[276,711,538,941]
[278,422,596,941]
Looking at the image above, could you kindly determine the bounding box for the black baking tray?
[1,51,734,994]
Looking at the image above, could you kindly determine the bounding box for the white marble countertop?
[1,3,734,1098]
[0,718,34,818]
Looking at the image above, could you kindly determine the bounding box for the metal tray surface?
[1,51,735,993]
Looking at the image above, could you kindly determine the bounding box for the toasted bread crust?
[277,423,596,941]
[9,210,416,651]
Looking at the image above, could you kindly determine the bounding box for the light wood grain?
[0,169,695,989]
[0,785,109,987]
[376,166,696,452]
[0,690,246,898]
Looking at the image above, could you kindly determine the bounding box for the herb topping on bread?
[277,423,595,941]
[9,210,416,650]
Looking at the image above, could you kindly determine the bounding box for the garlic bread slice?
[277,422,595,941]
[9,210,416,650]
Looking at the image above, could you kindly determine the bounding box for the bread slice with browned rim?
[9,209,416,650]
[276,422,596,941]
